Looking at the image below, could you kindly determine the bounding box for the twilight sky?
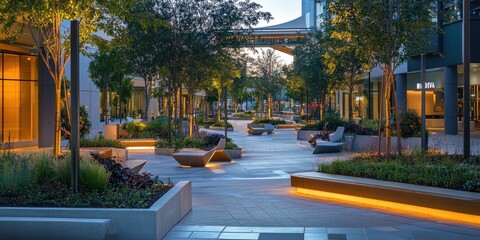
[248,0,302,63]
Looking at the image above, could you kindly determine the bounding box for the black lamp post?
[70,20,80,194]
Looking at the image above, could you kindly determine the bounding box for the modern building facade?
[299,0,480,134]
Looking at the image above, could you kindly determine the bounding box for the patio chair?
[328,126,345,142]
[172,138,226,167]
[247,124,265,135]
[312,126,345,154]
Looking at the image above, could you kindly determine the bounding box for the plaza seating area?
[172,138,227,167]
[312,126,345,154]
[247,123,276,135]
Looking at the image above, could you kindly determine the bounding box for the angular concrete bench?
[173,138,226,167]
[0,217,116,240]
[247,124,265,135]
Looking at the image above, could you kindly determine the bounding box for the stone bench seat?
[0,217,116,240]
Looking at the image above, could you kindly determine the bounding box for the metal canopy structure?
[245,14,315,55]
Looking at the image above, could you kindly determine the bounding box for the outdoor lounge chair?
[247,124,265,135]
[173,138,226,167]
[312,126,345,154]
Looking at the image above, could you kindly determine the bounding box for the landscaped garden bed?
[319,153,480,192]
[0,152,192,239]
[155,132,242,158]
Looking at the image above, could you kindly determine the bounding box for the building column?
[444,65,458,135]
[395,73,407,113]
[38,56,56,147]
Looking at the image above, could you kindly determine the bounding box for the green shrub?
[155,139,173,148]
[360,119,380,131]
[80,158,110,192]
[319,112,346,131]
[56,155,110,192]
[397,109,422,138]
[300,123,322,131]
[225,142,241,150]
[0,154,34,195]
[32,153,56,184]
[234,113,255,118]
[121,121,157,139]
[212,121,233,128]
[80,136,126,149]
[144,118,169,138]
[252,118,286,125]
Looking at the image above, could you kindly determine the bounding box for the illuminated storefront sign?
[416,82,436,90]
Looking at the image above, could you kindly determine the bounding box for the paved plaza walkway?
[135,120,480,240]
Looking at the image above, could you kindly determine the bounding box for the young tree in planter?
[251,50,285,119]
[211,55,240,122]
[323,25,372,122]
[230,61,249,114]
[89,47,127,124]
[284,65,306,114]
[322,0,438,154]
[116,77,134,124]
[293,33,333,121]
[0,0,116,156]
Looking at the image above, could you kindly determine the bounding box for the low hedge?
[319,153,480,192]
[252,118,286,125]
[80,137,126,149]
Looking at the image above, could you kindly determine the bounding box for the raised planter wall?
[0,181,192,240]
[350,135,421,152]
[296,130,318,141]
[429,134,480,155]
[155,148,176,156]
[291,172,480,225]
[225,149,242,159]
[80,147,128,161]
[209,126,234,131]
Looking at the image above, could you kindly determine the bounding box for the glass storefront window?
[4,54,20,79]
[0,53,38,143]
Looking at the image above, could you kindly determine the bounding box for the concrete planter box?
[291,172,480,225]
[225,149,242,159]
[0,181,192,240]
[155,148,176,156]
[103,124,119,140]
[80,147,128,161]
[296,130,318,141]
[350,135,421,152]
[209,126,234,131]
[429,134,480,155]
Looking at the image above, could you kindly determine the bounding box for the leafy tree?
[321,0,439,154]
[121,0,166,120]
[0,0,109,156]
[283,65,306,113]
[251,50,285,119]
[293,33,333,120]
[116,77,134,124]
[323,21,371,122]
[89,47,127,124]
[211,54,240,122]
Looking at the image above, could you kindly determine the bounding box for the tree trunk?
[217,90,222,122]
[102,86,108,124]
[54,87,62,156]
[267,94,272,119]
[378,75,385,156]
[189,92,194,138]
[392,73,402,154]
[349,85,354,122]
[144,78,151,121]
[234,100,238,114]
[384,65,393,156]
